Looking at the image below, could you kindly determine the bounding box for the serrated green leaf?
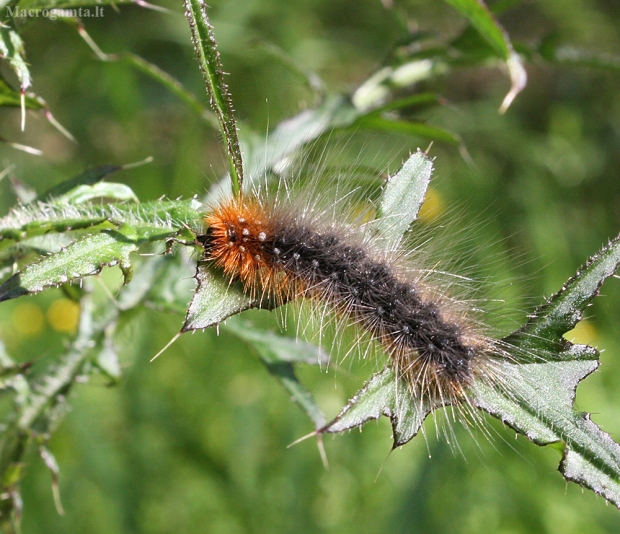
[562,446,620,508]
[373,150,433,248]
[0,230,141,301]
[182,264,256,331]
[0,214,109,244]
[319,367,438,447]
[0,199,202,245]
[471,353,598,444]
[0,236,72,274]
[0,222,177,302]
[185,0,244,196]
[320,232,620,506]
[508,233,620,351]
[472,353,620,507]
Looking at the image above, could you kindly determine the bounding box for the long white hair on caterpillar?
[194,140,526,450]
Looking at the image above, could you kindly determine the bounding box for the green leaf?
[0,26,31,93]
[371,93,441,115]
[224,317,328,366]
[471,351,620,507]
[0,230,139,302]
[51,182,139,205]
[38,165,121,201]
[241,95,458,194]
[356,116,461,144]
[562,445,620,509]
[319,367,438,447]
[507,233,620,351]
[0,222,178,302]
[443,0,526,111]
[182,264,256,331]
[320,232,620,506]
[184,0,244,196]
[472,346,598,440]
[443,0,512,59]
[373,150,433,248]
[0,236,70,272]
[0,199,202,245]
[0,75,43,110]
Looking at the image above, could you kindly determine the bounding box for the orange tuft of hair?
[204,198,295,301]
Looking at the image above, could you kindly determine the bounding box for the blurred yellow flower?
[47,299,80,334]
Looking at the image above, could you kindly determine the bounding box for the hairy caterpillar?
[196,149,510,412]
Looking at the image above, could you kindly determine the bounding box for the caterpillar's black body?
[269,223,476,384]
[202,198,490,399]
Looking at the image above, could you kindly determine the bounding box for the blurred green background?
[1,0,620,532]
